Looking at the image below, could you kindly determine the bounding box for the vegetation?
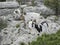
[17,0,22,4]
[31,0,37,6]
[17,0,37,6]
[16,24,20,28]
[44,0,60,15]
[0,19,7,32]
[17,0,26,5]
[20,42,26,45]
[29,30,60,45]
[54,16,59,21]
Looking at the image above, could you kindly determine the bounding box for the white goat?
[13,9,21,20]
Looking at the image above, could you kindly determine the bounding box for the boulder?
[0,2,19,9]
[0,2,19,16]
[24,12,40,23]
[23,5,55,15]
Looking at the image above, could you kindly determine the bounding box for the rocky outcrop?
[0,12,60,45]
[6,0,16,1]
[0,0,60,45]
[23,5,55,15]
[0,2,19,9]
[0,2,19,16]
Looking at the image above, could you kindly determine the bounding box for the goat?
[14,9,21,15]
[34,23,42,33]
[41,21,48,27]
[32,21,48,33]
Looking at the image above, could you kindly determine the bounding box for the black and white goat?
[34,23,42,33]
[32,21,48,33]
[14,9,21,15]
[13,9,21,20]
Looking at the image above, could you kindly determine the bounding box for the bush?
[16,24,20,28]
[44,0,60,15]
[0,19,7,32]
[17,0,25,5]
[31,0,37,6]
[29,30,60,45]
[20,42,26,45]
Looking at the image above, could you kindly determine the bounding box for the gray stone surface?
[23,5,55,15]
[0,2,19,9]
[0,35,3,45]
[0,0,60,45]
[0,9,15,16]
[6,0,16,1]
[0,12,60,45]
[0,2,19,16]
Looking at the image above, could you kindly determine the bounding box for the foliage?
[0,19,7,31]
[20,42,26,45]
[17,0,22,4]
[17,0,37,6]
[44,0,60,15]
[17,0,25,5]
[44,0,59,8]
[31,0,37,6]
[54,16,59,21]
[29,30,60,45]
[16,24,20,28]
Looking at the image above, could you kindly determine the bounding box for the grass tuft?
[29,30,60,45]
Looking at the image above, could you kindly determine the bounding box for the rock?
[0,1,60,45]
[0,17,8,31]
[0,2,19,16]
[24,12,40,23]
[47,15,58,22]
[20,5,27,8]
[0,14,60,45]
[6,0,16,1]
[0,9,15,16]
[35,0,44,5]
[0,2,19,9]
[46,23,60,34]
[0,35,3,45]
[23,5,55,15]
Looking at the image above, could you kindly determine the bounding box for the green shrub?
[44,0,60,15]
[17,0,25,5]
[16,24,20,28]
[54,16,58,21]
[20,42,26,45]
[29,30,60,45]
[31,0,37,6]
[0,19,7,31]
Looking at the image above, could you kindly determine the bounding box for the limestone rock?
[0,2,19,16]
